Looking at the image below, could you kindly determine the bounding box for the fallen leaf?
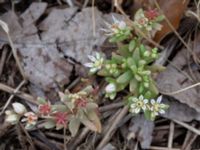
[39,7,125,65]
[128,114,154,149]
[154,0,189,42]
[0,3,73,91]
[162,96,200,122]
[157,33,200,112]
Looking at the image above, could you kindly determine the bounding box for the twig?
[114,0,127,16]
[0,80,27,115]
[168,121,175,148]
[83,0,89,8]
[65,0,74,7]
[183,133,198,150]
[173,119,200,135]
[6,28,26,79]
[92,0,96,37]
[45,132,70,140]
[99,102,124,112]
[150,146,180,150]
[181,123,196,150]
[0,47,7,77]
[96,106,129,150]
[160,82,200,95]
[0,82,38,105]
[64,127,67,150]
[70,128,90,149]
[19,123,36,150]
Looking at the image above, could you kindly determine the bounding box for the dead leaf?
[20,2,48,27]
[39,7,125,65]
[154,0,189,42]
[0,3,73,91]
[157,34,200,112]
[162,96,200,122]
[128,114,154,149]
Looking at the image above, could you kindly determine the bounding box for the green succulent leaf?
[44,119,56,129]
[69,117,80,137]
[129,40,136,52]
[51,105,69,112]
[129,78,138,94]
[86,103,98,110]
[117,71,132,84]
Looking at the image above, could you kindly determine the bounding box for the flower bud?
[105,83,116,93]
[5,113,19,124]
[12,102,27,115]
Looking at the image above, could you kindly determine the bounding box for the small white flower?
[129,95,148,114]
[84,52,104,74]
[21,112,38,129]
[150,96,168,116]
[101,15,128,36]
[105,83,116,93]
[12,102,27,115]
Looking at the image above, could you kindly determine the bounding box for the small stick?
[150,146,180,150]
[0,80,26,115]
[66,0,74,7]
[92,0,96,37]
[168,121,175,148]
[160,82,200,96]
[96,106,128,150]
[0,47,8,77]
[181,123,195,150]
[19,123,36,150]
[82,0,89,8]
[173,119,200,135]
[70,128,90,149]
[184,133,198,150]
[99,102,124,112]
[7,30,26,79]
[64,127,67,150]
[45,132,70,140]
[0,82,38,105]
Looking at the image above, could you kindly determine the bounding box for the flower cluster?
[102,15,132,42]
[5,86,101,136]
[5,102,38,129]
[133,9,164,37]
[128,95,168,120]
[84,52,104,74]
[85,8,168,120]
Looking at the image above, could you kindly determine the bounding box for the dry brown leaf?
[0,3,73,91]
[162,96,200,122]
[154,0,189,42]
[39,7,125,65]
[128,114,154,149]
[157,34,200,112]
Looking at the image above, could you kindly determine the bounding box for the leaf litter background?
[0,0,200,150]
